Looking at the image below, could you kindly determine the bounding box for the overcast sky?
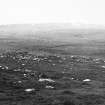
[0,0,105,25]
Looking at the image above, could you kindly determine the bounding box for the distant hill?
[0,23,105,58]
[0,23,105,43]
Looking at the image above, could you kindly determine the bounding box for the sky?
[0,0,105,25]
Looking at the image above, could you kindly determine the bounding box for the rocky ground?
[0,51,105,105]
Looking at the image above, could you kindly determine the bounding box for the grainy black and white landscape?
[1,24,105,105]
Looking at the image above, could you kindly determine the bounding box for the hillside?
[0,24,105,58]
[0,24,105,105]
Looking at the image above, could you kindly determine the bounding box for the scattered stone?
[45,85,54,89]
[52,64,56,66]
[38,78,55,82]
[18,81,22,83]
[83,79,91,82]
[25,88,35,92]
[24,74,27,77]
[101,66,105,68]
